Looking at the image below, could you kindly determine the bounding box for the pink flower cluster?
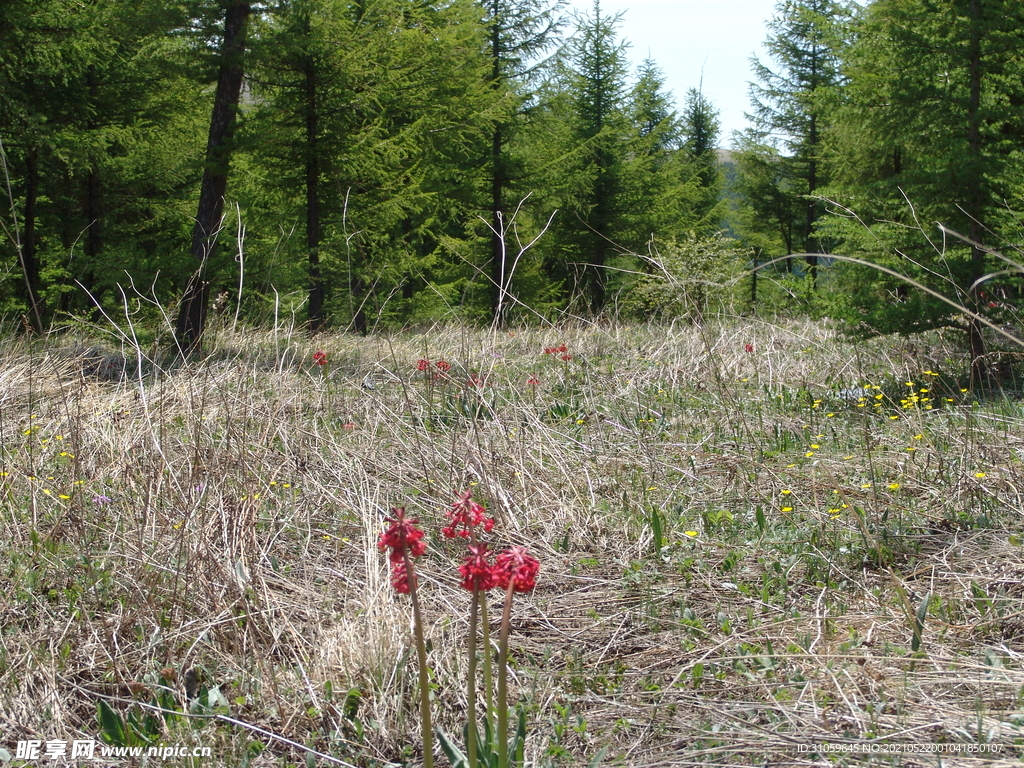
[444,491,538,594]
[543,344,572,361]
[417,358,451,374]
[313,350,327,366]
[380,491,539,596]
[378,507,427,593]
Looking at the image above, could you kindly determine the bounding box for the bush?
[622,233,748,322]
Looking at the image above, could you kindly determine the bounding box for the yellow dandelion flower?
[684,530,699,538]
[975,472,986,478]
[781,506,794,512]
[810,444,820,449]
[888,483,900,490]
[58,494,70,500]
[781,489,792,495]
[805,451,815,457]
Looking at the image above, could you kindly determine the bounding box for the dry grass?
[1,316,1023,766]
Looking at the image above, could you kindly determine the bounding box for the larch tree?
[175,0,251,353]
[740,0,851,283]
[824,0,1024,384]
[552,0,630,312]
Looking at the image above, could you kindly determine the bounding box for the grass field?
[1,316,1023,766]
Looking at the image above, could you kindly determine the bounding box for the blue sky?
[561,0,781,146]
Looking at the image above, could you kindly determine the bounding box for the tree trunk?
[20,149,44,332]
[175,0,250,354]
[304,26,324,332]
[965,0,987,388]
[489,2,506,328]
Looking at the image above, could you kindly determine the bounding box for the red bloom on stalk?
[744,343,754,354]
[559,354,572,361]
[526,376,540,386]
[493,546,540,592]
[416,359,430,372]
[313,350,327,366]
[378,507,427,562]
[435,359,451,373]
[390,559,414,593]
[443,490,495,538]
[379,508,426,594]
[458,543,497,592]
[467,373,485,388]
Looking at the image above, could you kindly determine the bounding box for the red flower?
[443,490,495,539]
[390,560,415,594]
[744,343,754,354]
[458,543,497,592]
[378,507,427,563]
[435,359,451,373]
[313,350,327,366]
[467,373,485,387]
[416,359,430,371]
[559,354,572,361]
[493,546,540,593]
[526,376,540,386]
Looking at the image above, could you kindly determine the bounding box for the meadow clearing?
[1,316,1023,766]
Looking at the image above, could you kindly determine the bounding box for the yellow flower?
[975,472,986,478]
[683,530,699,538]
[888,483,900,490]
[805,451,815,457]
[781,489,792,495]
[810,444,820,449]
[781,506,794,512]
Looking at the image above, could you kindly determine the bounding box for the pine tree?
[551,0,630,312]
[824,0,1024,383]
[680,85,723,230]
[176,0,251,352]
[740,0,851,282]
[0,0,205,329]
[481,0,565,326]
[244,0,498,330]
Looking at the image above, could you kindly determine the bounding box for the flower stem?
[496,581,515,768]
[479,591,494,739]
[406,552,434,768]
[466,586,479,768]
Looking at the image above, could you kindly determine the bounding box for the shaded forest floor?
[2,317,1024,766]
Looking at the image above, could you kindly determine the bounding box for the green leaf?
[588,745,609,767]
[755,505,766,534]
[649,507,663,553]
[435,726,469,768]
[97,699,127,746]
